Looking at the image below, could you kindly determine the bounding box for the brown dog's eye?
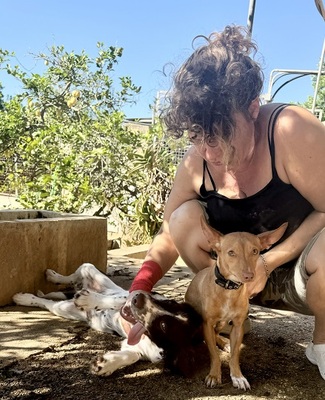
[228,250,235,257]
[252,248,259,255]
[160,321,167,332]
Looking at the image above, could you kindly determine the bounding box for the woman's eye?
[188,124,204,144]
[207,136,219,147]
[189,135,203,145]
[189,133,198,141]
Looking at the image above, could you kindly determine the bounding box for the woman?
[125,25,325,380]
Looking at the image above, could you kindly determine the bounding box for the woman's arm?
[129,147,202,291]
[249,106,325,295]
[264,106,325,270]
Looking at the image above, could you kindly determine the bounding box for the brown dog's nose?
[242,272,255,281]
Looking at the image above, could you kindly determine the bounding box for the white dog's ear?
[258,222,288,250]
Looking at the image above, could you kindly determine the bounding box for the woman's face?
[187,124,225,166]
[188,111,255,168]
[193,142,228,166]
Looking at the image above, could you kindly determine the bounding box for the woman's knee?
[169,200,204,237]
[305,229,325,276]
[169,200,211,253]
[169,200,213,271]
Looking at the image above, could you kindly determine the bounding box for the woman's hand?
[246,256,268,298]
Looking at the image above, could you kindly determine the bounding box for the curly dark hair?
[163,25,264,144]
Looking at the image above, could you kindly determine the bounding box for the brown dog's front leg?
[229,322,251,390]
[204,321,222,388]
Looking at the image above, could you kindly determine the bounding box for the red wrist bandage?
[129,260,163,293]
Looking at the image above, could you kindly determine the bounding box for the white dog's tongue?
[127,322,146,345]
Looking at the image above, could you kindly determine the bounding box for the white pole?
[311,38,325,114]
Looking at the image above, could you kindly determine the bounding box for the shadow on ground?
[0,257,323,400]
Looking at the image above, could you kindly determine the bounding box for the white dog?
[13,263,202,376]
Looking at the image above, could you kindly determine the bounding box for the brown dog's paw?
[231,374,251,390]
[205,373,222,388]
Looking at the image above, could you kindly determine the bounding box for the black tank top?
[199,104,314,248]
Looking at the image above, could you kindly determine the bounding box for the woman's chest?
[206,160,272,199]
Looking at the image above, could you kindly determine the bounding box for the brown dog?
[185,218,288,390]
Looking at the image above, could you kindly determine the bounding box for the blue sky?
[0,0,324,118]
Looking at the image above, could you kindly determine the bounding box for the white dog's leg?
[13,293,87,321]
[90,348,141,376]
[45,269,80,286]
[37,290,69,300]
[79,263,122,292]
[46,263,123,294]
[45,263,101,286]
[74,289,128,311]
[121,335,164,363]
[45,263,100,287]
[90,333,164,376]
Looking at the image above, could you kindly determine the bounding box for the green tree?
[0,44,176,243]
[0,49,11,111]
[301,70,325,121]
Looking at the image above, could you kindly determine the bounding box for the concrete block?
[0,210,107,306]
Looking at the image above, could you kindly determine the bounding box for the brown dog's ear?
[200,216,223,248]
[257,222,288,250]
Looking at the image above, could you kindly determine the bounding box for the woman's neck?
[229,122,259,174]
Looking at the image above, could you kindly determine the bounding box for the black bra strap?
[267,104,288,175]
[203,160,217,191]
[202,105,287,191]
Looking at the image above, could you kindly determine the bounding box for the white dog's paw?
[231,374,251,391]
[74,289,95,310]
[223,343,231,353]
[45,269,62,283]
[90,351,139,376]
[13,293,37,307]
[90,354,115,376]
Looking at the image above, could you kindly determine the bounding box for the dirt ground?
[1,260,324,400]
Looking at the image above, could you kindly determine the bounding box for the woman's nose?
[199,144,223,162]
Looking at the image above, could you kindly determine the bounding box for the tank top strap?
[202,160,217,191]
[267,104,288,175]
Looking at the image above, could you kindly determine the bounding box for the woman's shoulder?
[259,102,316,119]
[258,102,299,123]
[274,104,324,141]
[268,105,325,211]
[173,146,204,193]
[259,103,324,140]
[179,145,203,168]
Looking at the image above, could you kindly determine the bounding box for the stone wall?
[0,210,107,306]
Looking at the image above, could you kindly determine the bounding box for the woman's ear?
[249,98,260,121]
